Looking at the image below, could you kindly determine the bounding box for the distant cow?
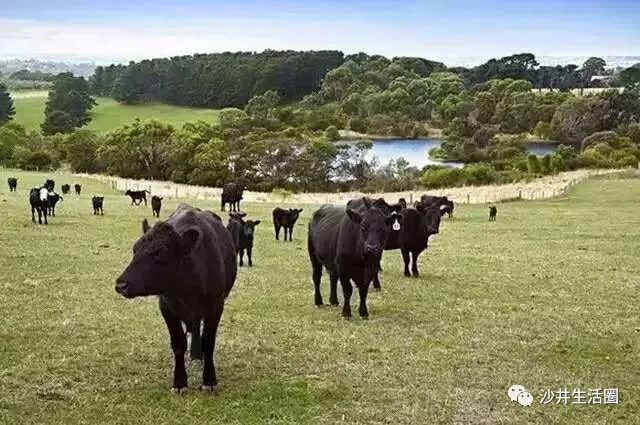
[47,192,63,216]
[489,206,497,222]
[151,196,163,218]
[393,205,441,278]
[115,204,237,392]
[92,197,104,215]
[221,183,244,212]
[126,190,150,206]
[272,208,303,241]
[226,212,247,260]
[308,199,398,318]
[74,184,82,195]
[8,177,17,192]
[45,179,55,191]
[61,184,70,195]
[29,187,49,224]
[239,219,260,267]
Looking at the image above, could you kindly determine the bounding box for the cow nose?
[115,278,129,295]
[365,244,382,255]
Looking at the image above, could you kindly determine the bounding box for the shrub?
[325,125,341,141]
[533,121,552,139]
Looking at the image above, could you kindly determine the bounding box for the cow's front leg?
[329,272,339,306]
[411,251,420,277]
[339,275,353,318]
[160,306,187,392]
[401,249,411,277]
[201,305,224,391]
[357,284,369,318]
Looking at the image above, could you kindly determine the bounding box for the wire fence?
[76,168,625,206]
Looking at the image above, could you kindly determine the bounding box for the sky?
[1,0,639,65]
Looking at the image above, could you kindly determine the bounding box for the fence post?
[175,187,179,198]
[466,193,470,204]
[518,190,522,200]
[409,193,413,204]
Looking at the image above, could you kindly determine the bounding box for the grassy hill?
[1,169,638,424]
[11,91,220,133]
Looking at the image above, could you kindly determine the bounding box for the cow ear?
[181,228,200,252]
[346,208,362,223]
[142,219,150,234]
[239,212,247,218]
[253,220,261,226]
[298,208,303,213]
[363,197,372,209]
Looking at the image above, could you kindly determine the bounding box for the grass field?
[11,91,220,133]
[0,170,639,424]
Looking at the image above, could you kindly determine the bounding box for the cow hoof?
[404,272,411,277]
[201,385,218,393]
[412,272,420,278]
[361,316,369,320]
[330,302,339,307]
[170,387,187,394]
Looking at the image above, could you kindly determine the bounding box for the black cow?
[29,187,49,224]
[8,177,17,192]
[74,184,82,195]
[92,196,104,215]
[126,190,150,206]
[272,208,303,241]
[398,198,408,209]
[308,199,398,318]
[115,204,237,392]
[45,179,55,191]
[420,195,454,218]
[151,196,163,218]
[239,220,260,267]
[226,212,246,261]
[489,206,497,222]
[61,184,70,195]
[47,192,63,216]
[393,205,441,278]
[221,183,244,212]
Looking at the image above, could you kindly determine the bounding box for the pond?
[366,138,557,168]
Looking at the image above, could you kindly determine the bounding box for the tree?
[65,130,101,172]
[581,57,607,89]
[0,84,15,125]
[42,73,95,135]
[550,96,608,146]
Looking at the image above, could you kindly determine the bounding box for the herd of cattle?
[7,175,498,392]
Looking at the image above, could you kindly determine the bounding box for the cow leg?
[411,251,420,277]
[238,249,244,267]
[160,306,187,392]
[339,275,353,318]
[31,206,36,223]
[288,227,293,241]
[221,201,225,212]
[247,246,253,267]
[189,321,202,361]
[329,272,339,306]
[201,303,224,391]
[43,208,48,225]
[357,284,369,318]
[401,249,411,277]
[372,271,381,291]
[144,198,147,206]
[274,224,280,240]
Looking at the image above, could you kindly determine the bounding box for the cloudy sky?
[1,0,638,64]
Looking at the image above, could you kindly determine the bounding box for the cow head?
[288,208,303,222]
[416,203,441,235]
[347,204,400,257]
[242,220,260,238]
[115,219,199,298]
[125,190,132,196]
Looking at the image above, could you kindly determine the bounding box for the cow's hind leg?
[201,302,224,391]
[160,305,188,392]
[188,321,202,361]
[274,224,280,240]
[309,237,324,306]
[329,271,339,306]
[31,206,36,223]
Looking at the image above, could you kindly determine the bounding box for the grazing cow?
[115,204,237,392]
[45,179,55,191]
[394,205,441,278]
[61,184,70,195]
[92,197,104,215]
[47,192,63,216]
[221,183,244,212]
[8,177,17,192]
[308,199,398,318]
[272,208,303,241]
[489,206,497,222]
[226,212,246,260]
[151,196,163,218]
[126,190,150,206]
[74,184,82,195]
[239,220,260,267]
[29,187,49,224]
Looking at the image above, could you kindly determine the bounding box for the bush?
[533,121,552,139]
[325,125,341,141]
[348,116,368,133]
[581,131,620,151]
[421,167,465,188]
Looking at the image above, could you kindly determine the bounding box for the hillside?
[11,91,219,133]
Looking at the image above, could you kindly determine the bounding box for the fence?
[75,169,624,206]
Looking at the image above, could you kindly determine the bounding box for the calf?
[61,184,70,195]
[45,179,55,192]
[126,190,150,206]
[8,177,17,192]
[115,204,237,392]
[308,199,397,318]
[489,206,497,222]
[394,205,441,278]
[221,182,244,212]
[92,196,104,215]
[74,184,82,195]
[272,208,303,241]
[239,220,260,267]
[226,212,247,261]
[29,187,49,224]
[151,196,163,218]
[47,192,63,216]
